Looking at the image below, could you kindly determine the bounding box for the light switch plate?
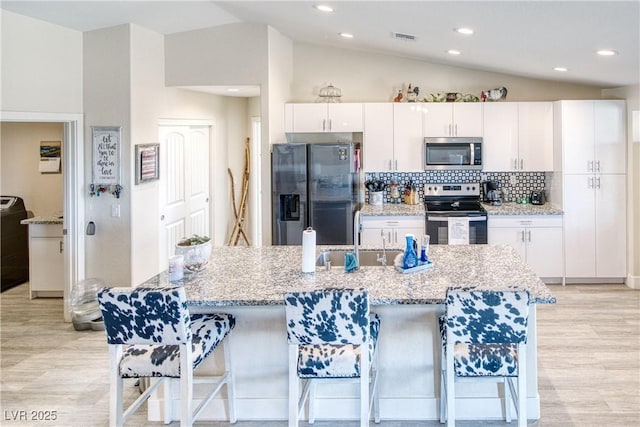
[509,175,517,185]
[111,204,120,217]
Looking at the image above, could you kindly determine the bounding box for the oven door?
[426,214,488,244]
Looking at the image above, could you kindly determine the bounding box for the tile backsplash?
[364,170,547,203]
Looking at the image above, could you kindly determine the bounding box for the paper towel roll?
[302,227,316,273]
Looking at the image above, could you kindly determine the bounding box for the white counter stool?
[439,289,530,427]
[284,288,380,427]
[97,286,237,426]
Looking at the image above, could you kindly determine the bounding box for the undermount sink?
[316,249,403,268]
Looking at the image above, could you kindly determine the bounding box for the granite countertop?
[21,215,63,225]
[360,203,425,216]
[482,202,563,216]
[142,244,555,307]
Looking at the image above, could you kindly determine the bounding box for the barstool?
[97,286,237,426]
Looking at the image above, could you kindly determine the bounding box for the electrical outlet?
[509,175,517,185]
[111,204,120,218]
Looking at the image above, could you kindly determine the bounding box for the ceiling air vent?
[392,32,417,41]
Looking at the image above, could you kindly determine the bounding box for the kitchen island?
[144,244,555,422]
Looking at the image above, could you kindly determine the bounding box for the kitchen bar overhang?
[141,244,555,422]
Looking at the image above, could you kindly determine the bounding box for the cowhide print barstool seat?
[439,289,531,427]
[284,288,381,427]
[97,286,237,427]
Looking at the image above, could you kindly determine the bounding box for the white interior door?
[158,125,210,270]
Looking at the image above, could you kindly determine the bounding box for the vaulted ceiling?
[2,1,638,88]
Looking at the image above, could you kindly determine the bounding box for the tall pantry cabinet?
[554,100,627,279]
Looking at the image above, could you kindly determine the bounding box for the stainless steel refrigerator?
[272,143,360,245]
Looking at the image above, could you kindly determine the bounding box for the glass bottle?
[403,233,418,269]
[420,235,430,263]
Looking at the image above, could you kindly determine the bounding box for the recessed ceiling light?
[455,28,474,35]
[597,49,618,56]
[314,5,334,13]
[554,67,568,72]
[447,49,461,55]
[339,32,354,39]
[227,88,240,92]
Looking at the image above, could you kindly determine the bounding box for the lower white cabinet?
[28,223,64,298]
[360,215,425,247]
[488,216,564,279]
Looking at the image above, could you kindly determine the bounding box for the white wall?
[0,122,64,216]
[603,85,640,288]
[164,23,268,87]
[129,24,165,285]
[83,25,132,285]
[291,43,602,103]
[0,11,82,113]
[264,27,294,245]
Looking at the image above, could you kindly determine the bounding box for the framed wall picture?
[91,126,121,185]
[39,140,61,173]
[135,143,160,184]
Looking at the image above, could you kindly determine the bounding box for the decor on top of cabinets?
[90,126,123,198]
[316,82,342,103]
[481,87,508,101]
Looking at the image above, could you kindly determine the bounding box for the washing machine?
[1,196,29,291]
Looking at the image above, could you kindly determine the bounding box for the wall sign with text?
[90,126,123,198]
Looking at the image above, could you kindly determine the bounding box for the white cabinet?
[558,100,626,174]
[363,103,423,172]
[360,215,424,247]
[28,223,64,298]
[563,174,626,278]
[483,102,553,172]
[555,100,626,279]
[363,103,394,172]
[488,216,563,279]
[423,103,482,137]
[285,103,363,133]
[393,104,424,171]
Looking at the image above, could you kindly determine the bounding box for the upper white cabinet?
[285,103,363,133]
[363,103,423,172]
[423,103,482,137]
[557,100,626,174]
[483,102,553,172]
[393,104,425,171]
[363,103,394,171]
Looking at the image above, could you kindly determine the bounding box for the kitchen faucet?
[377,229,387,267]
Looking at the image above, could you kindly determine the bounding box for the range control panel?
[423,183,480,197]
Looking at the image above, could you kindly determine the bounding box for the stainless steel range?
[424,183,488,245]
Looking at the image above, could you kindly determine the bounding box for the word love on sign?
[91,126,121,185]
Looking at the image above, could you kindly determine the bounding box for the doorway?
[0,111,84,322]
[158,123,212,271]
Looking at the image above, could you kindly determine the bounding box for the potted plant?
[175,235,211,272]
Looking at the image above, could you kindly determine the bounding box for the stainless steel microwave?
[424,137,483,170]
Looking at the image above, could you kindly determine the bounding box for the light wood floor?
[1,283,638,426]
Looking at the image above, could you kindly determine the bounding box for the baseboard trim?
[626,274,640,289]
